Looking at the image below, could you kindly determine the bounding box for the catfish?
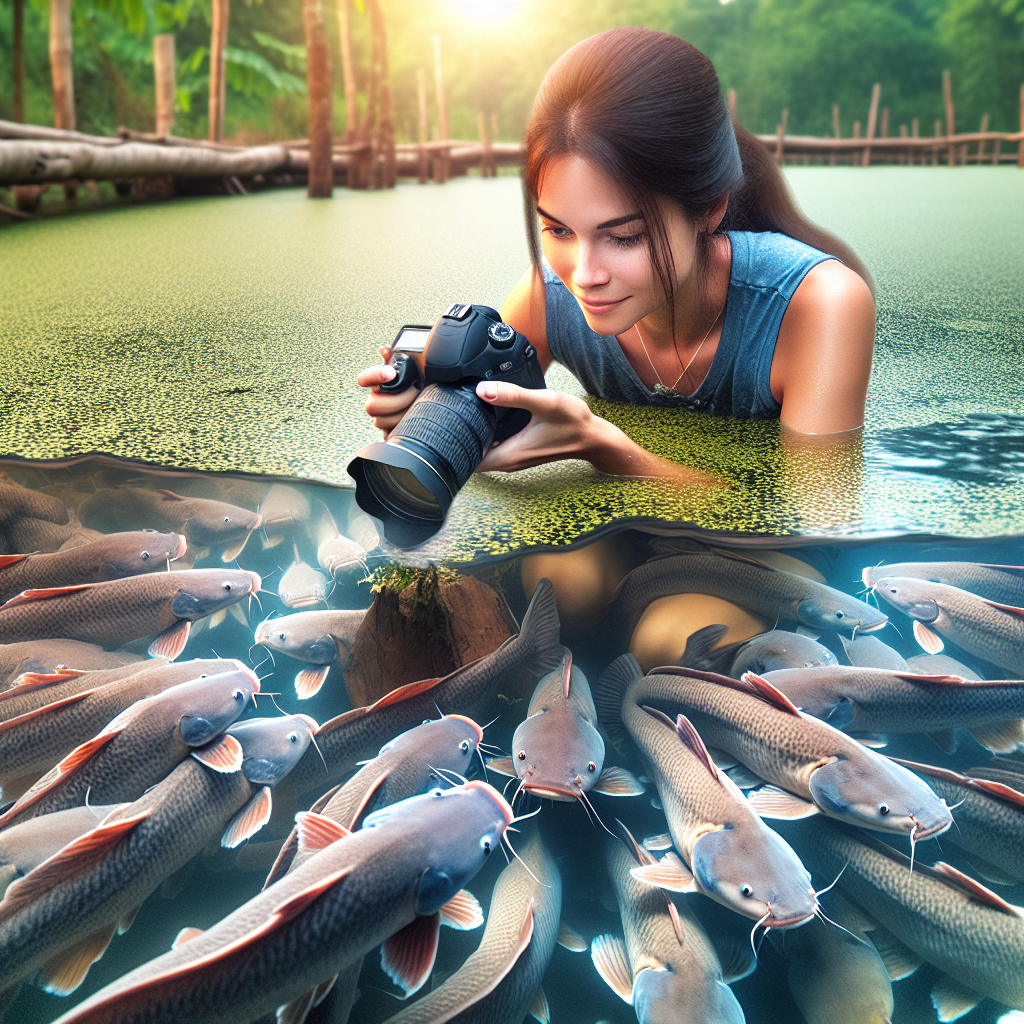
[0,641,143,690]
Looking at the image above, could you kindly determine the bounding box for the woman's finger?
[356,364,399,389]
[475,381,559,414]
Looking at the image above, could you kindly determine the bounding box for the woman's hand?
[474,381,721,487]
[356,347,418,436]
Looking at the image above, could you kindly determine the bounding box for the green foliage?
[0,0,1019,141]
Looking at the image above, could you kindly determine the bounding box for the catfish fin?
[928,730,957,754]
[485,756,518,778]
[172,926,204,949]
[747,784,820,819]
[148,619,190,660]
[0,667,84,695]
[677,623,736,674]
[852,733,889,749]
[823,697,855,730]
[593,766,645,797]
[221,786,273,849]
[228,602,249,626]
[295,665,330,701]
[723,764,766,790]
[381,912,441,997]
[529,985,550,1024]
[736,671,803,715]
[968,720,1024,754]
[208,608,226,629]
[590,934,633,1004]
[869,926,923,980]
[440,889,483,930]
[630,852,696,893]
[118,903,142,935]
[673,713,719,779]
[312,974,337,1008]
[557,920,587,952]
[0,687,97,739]
[931,976,982,1023]
[368,676,444,712]
[929,861,1024,917]
[295,811,351,855]
[0,553,31,571]
[561,648,573,699]
[39,921,117,995]
[642,833,673,852]
[594,654,643,755]
[0,584,93,609]
[961,852,1020,887]
[221,531,254,563]
[191,733,243,773]
[981,599,1024,620]
[276,990,314,1024]
[913,620,944,654]
[347,770,390,829]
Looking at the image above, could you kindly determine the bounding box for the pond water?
[0,461,1022,1024]
[1,169,1023,557]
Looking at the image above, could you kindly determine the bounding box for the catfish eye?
[517,751,526,761]
[140,551,150,560]
[888,587,899,595]
[232,689,244,701]
[588,761,597,773]
[422,719,431,725]
[222,583,232,591]
[278,632,286,641]
[460,740,470,754]
[740,884,753,898]
[879,804,890,815]
[288,732,299,743]
[834,610,845,619]
[481,838,491,855]
[223,517,231,523]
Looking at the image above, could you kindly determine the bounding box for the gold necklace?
[634,306,724,398]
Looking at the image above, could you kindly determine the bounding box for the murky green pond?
[1,169,1022,559]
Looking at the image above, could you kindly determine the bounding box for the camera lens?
[348,383,497,548]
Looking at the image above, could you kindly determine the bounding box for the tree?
[302,0,332,196]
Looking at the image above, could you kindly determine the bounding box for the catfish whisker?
[268,693,287,716]
[814,863,847,898]
[431,766,470,787]
[480,716,502,733]
[310,734,329,775]
[579,788,616,837]
[885,619,905,642]
[476,747,489,783]
[749,908,771,961]
[510,806,542,825]
[908,822,919,874]
[502,775,518,798]
[502,830,549,887]
[478,743,507,756]
[814,907,863,944]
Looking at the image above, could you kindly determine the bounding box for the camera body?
[380,303,545,442]
[348,303,546,548]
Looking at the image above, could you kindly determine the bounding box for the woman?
[359,27,875,484]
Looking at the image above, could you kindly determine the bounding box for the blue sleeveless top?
[542,231,836,419]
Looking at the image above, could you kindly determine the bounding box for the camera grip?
[378,352,422,395]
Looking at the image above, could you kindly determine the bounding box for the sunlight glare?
[452,0,522,24]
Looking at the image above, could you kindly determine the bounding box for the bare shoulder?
[500,265,553,371]
[772,259,875,433]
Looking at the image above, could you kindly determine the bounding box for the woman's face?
[537,154,699,335]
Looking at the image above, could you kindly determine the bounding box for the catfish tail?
[517,579,562,677]
[594,654,643,756]
[678,624,744,677]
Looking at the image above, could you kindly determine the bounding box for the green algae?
[1,169,1022,557]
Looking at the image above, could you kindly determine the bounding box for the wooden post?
[1018,83,1024,168]
[942,69,955,166]
[933,118,942,166]
[880,106,889,138]
[727,88,737,121]
[432,35,448,183]
[899,123,908,165]
[416,68,428,184]
[375,0,396,189]
[337,0,357,144]
[852,119,861,166]
[208,0,229,141]
[302,0,333,197]
[830,104,839,166]
[477,110,494,176]
[975,113,989,163]
[153,34,176,137]
[12,0,24,122]
[49,0,75,130]
[863,82,880,166]
[993,136,1002,165]
[910,117,919,166]
[774,108,788,165]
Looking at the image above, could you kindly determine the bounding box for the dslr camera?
[348,303,545,548]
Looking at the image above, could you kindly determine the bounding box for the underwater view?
[0,459,1022,1024]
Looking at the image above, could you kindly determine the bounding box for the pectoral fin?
[590,934,633,1004]
[38,921,117,995]
[746,785,820,819]
[380,912,441,998]
[485,756,518,778]
[294,811,351,855]
[913,620,944,654]
[148,619,191,660]
[529,986,550,1024]
[869,926,923,980]
[593,766,645,796]
[641,833,673,852]
[557,920,587,952]
[629,851,696,893]
[967,720,1024,754]
[192,733,243,773]
[440,890,483,930]
[295,665,330,700]
[221,786,273,848]
[931,976,981,1022]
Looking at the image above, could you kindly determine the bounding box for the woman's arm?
[770,260,875,435]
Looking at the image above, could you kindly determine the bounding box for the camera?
[348,303,545,548]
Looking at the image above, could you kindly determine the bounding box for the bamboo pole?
[863,82,880,166]
[727,88,736,122]
[12,0,24,123]
[302,0,333,197]
[852,120,861,166]
[899,123,907,165]
[153,35,176,137]
[881,106,889,139]
[432,35,448,183]
[49,0,74,130]
[830,104,839,166]
[1018,83,1024,168]
[375,0,395,189]
[416,68,428,184]
[337,0,357,144]
[775,108,788,164]
[911,117,919,165]
[942,69,955,165]
[933,118,942,165]
[209,0,229,141]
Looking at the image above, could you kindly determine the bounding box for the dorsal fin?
[929,862,1024,917]
[895,673,968,687]
[707,546,779,571]
[594,654,643,755]
[316,677,445,739]
[0,810,151,923]
[654,665,802,715]
[641,704,677,732]
[347,770,390,829]
[0,688,98,737]
[891,757,1024,811]
[295,811,351,854]
[0,667,85,699]
[0,584,94,609]
[562,649,573,699]
[977,564,1024,576]
[156,489,185,501]
[737,672,803,715]
[673,714,719,780]
[982,600,1024,620]
[615,819,656,867]
[0,553,32,571]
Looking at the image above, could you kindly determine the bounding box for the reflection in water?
[0,456,1021,1024]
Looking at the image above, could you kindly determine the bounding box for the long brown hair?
[523,27,872,300]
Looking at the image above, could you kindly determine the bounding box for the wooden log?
[302,0,333,198]
[942,69,956,165]
[12,0,24,123]
[0,139,290,185]
[416,68,428,184]
[337,0,357,144]
[863,82,880,166]
[209,0,229,141]
[432,34,448,183]
[775,108,788,164]
[727,88,737,122]
[153,35,176,138]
